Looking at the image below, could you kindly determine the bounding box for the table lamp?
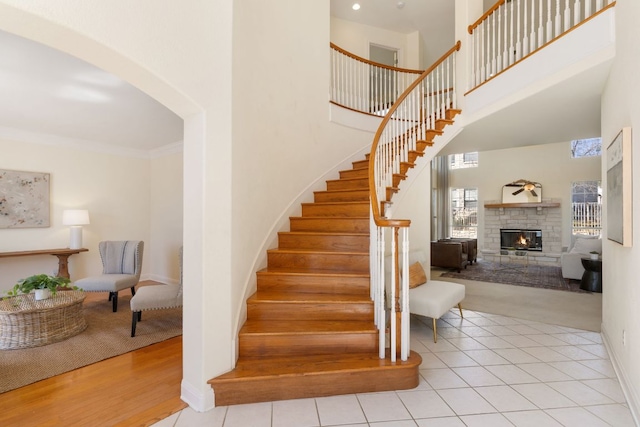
[62,210,90,249]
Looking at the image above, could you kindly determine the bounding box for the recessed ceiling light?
[397,1,405,9]
[352,3,361,11]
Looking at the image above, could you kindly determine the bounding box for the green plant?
[5,274,75,298]
[590,250,599,254]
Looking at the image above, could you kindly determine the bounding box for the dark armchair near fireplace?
[431,240,468,273]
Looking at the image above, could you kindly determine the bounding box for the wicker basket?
[0,290,87,350]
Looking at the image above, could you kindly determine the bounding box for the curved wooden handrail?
[368,40,461,228]
[330,42,424,74]
[468,0,506,34]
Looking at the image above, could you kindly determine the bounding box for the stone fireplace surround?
[482,199,562,266]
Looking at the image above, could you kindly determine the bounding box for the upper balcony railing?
[330,43,423,116]
[468,0,616,91]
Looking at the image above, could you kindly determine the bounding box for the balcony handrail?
[330,43,424,116]
[368,41,461,363]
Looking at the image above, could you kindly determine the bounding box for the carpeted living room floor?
[431,260,603,333]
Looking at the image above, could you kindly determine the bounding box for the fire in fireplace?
[500,229,542,251]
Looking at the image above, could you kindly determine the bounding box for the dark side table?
[580,257,602,293]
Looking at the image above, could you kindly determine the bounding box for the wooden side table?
[0,291,87,349]
[580,257,602,293]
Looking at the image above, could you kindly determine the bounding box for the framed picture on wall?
[0,169,50,229]
[606,127,632,247]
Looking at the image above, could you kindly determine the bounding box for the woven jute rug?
[0,290,182,393]
[440,260,587,293]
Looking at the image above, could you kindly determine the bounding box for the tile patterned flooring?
[152,310,635,427]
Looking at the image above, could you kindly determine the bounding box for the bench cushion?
[409,280,465,320]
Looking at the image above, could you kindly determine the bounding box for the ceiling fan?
[511,179,541,197]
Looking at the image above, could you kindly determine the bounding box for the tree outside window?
[571,138,602,158]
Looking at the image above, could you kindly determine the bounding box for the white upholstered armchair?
[75,240,144,312]
[561,235,602,280]
[129,247,183,337]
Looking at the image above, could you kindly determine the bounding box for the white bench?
[410,280,465,343]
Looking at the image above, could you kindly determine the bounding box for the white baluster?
[509,0,515,66]
[377,226,385,358]
[585,0,592,17]
[574,0,580,25]
[530,0,536,53]
[538,1,544,48]
[496,8,502,73]
[390,229,397,362]
[555,0,562,39]
[564,0,571,32]
[546,0,553,43]
[523,0,529,57]
[480,23,486,83]
[596,0,603,11]
[491,13,496,77]
[452,53,457,110]
[400,227,410,361]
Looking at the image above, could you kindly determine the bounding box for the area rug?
[440,260,587,293]
[0,290,182,393]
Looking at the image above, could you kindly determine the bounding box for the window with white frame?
[571,138,602,158]
[571,181,602,236]
[449,152,478,169]
[450,187,478,238]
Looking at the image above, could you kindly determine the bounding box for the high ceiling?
[330,0,456,64]
[0,30,183,153]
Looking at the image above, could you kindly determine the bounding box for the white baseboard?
[601,323,640,426]
[141,273,179,285]
[181,379,215,412]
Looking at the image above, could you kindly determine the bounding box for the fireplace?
[500,229,542,251]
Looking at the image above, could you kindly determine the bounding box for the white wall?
[600,0,640,421]
[0,137,157,289]
[232,1,376,339]
[330,17,422,69]
[149,149,183,285]
[447,141,601,251]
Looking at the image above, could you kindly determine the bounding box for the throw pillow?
[408,262,428,289]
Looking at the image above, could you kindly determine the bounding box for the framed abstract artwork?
[0,169,50,229]
[606,127,632,247]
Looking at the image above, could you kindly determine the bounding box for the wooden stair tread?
[301,201,369,206]
[248,291,372,303]
[211,351,422,382]
[240,319,376,334]
[257,267,369,277]
[279,231,369,237]
[267,248,368,255]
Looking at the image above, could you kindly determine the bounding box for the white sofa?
[561,235,602,280]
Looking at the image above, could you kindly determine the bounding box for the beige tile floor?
[152,309,635,427]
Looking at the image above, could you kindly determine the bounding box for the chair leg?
[130,286,136,296]
[131,311,139,337]
[111,292,118,312]
[458,303,464,318]
[432,318,438,343]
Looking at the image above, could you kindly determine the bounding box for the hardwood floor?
[0,336,186,427]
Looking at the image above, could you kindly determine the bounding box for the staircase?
[209,155,422,406]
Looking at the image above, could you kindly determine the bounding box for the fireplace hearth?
[500,229,542,251]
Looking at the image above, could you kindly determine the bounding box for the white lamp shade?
[63,210,90,226]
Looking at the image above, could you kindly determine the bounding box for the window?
[451,187,478,238]
[571,138,602,158]
[572,181,602,236]
[449,152,478,169]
